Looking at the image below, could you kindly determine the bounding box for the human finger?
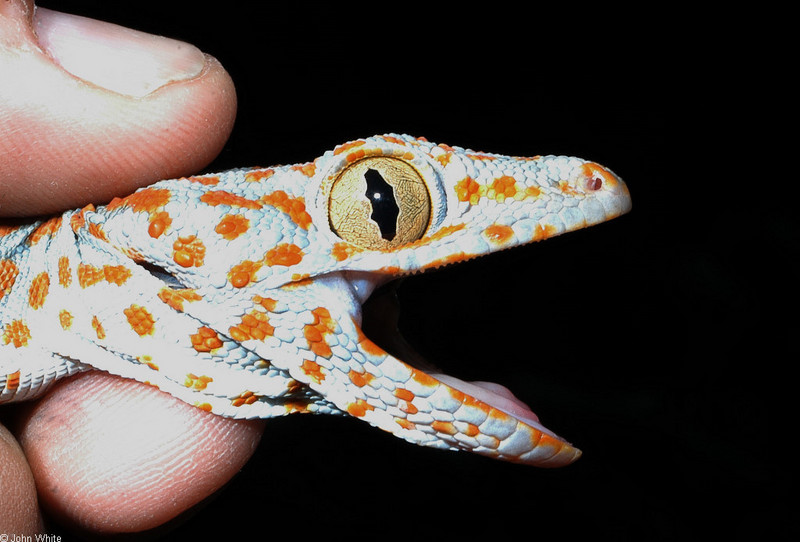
[0,1,237,217]
[16,371,264,534]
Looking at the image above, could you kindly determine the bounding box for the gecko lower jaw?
[359,282,565,442]
[431,373,564,440]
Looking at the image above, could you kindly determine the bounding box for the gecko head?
[304,135,632,466]
[315,134,632,276]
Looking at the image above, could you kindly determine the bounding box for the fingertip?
[0,5,237,217]
[17,372,264,535]
[34,7,207,98]
[0,423,44,535]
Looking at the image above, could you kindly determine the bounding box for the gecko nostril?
[587,177,603,191]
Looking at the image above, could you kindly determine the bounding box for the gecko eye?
[328,157,431,250]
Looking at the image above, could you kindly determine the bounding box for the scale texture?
[0,134,631,467]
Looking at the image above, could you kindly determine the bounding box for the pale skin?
[0,0,265,534]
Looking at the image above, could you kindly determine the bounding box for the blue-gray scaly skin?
[1,134,631,466]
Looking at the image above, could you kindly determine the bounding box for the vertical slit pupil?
[364,168,399,240]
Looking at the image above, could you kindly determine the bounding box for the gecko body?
[0,134,631,467]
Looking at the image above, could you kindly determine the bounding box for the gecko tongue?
[430,373,563,439]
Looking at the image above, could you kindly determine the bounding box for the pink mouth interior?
[431,373,562,440]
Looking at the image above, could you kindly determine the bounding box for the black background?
[34,2,794,539]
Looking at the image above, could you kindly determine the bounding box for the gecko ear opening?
[328,157,431,250]
[136,260,186,290]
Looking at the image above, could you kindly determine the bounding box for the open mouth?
[361,280,571,451]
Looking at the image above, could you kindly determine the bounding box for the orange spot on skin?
[59,309,73,330]
[173,235,206,268]
[410,224,466,248]
[229,311,274,342]
[484,224,514,244]
[526,186,541,198]
[281,277,313,291]
[228,260,262,288]
[458,389,492,414]
[260,191,313,230]
[331,242,362,262]
[79,266,102,287]
[0,225,21,236]
[5,371,20,391]
[436,152,453,166]
[432,421,457,435]
[148,211,172,238]
[304,307,336,358]
[77,264,132,288]
[265,243,303,267]
[532,224,557,241]
[87,222,108,242]
[395,388,418,414]
[28,217,62,246]
[378,265,401,275]
[347,399,374,418]
[244,169,275,182]
[448,386,466,404]
[103,265,132,286]
[395,418,416,431]
[184,373,213,390]
[0,259,20,301]
[559,180,580,196]
[215,214,250,240]
[3,320,30,348]
[466,153,497,161]
[106,187,171,214]
[383,136,408,146]
[348,370,375,388]
[124,305,155,336]
[455,177,482,204]
[253,295,278,312]
[291,162,316,176]
[92,316,105,340]
[284,400,313,414]
[301,359,326,384]
[190,326,223,352]
[157,287,202,312]
[57,256,72,287]
[394,388,415,402]
[334,140,366,155]
[28,272,50,310]
[488,176,517,202]
[426,252,471,268]
[199,190,263,209]
[185,175,219,185]
[410,368,438,388]
[68,205,94,233]
[346,149,367,163]
[232,391,260,407]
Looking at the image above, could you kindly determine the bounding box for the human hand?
[1,1,264,535]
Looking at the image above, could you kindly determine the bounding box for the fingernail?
[34,7,205,98]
